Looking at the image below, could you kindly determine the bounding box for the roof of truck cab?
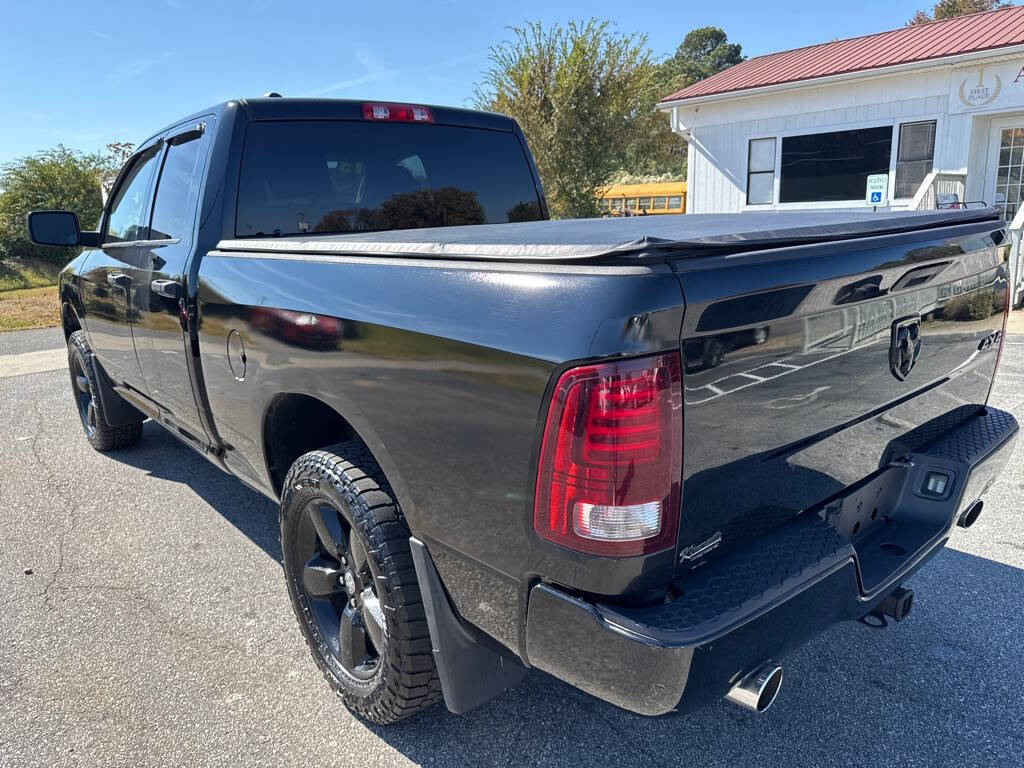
[237,98,516,130]
[140,98,516,147]
[215,208,1002,263]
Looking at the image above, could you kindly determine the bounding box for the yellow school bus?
[597,181,687,216]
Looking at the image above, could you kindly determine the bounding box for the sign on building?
[865,173,889,207]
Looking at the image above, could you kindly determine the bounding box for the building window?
[779,126,892,203]
[994,127,1024,221]
[652,196,666,209]
[895,121,936,199]
[747,137,776,205]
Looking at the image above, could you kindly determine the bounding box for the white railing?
[1007,206,1024,310]
[908,170,968,211]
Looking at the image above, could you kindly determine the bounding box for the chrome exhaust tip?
[724,663,783,713]
[958,499,984,529]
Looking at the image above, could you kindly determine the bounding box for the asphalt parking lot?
[2,326,1023,768]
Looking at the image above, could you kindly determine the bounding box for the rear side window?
[150,135,205,240]
[235,121,543,237]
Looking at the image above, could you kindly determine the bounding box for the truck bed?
[214,207,1002,262]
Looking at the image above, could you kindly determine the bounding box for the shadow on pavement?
[105,421,1024,767]
[362,548,1024,767]
[109,422,282,562]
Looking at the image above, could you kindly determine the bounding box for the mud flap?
[409,537,527,714]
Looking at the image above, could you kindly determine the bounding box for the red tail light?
[362,102,434,123]
[534,353,683,557]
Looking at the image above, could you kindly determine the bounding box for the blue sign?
[865,174,889,206]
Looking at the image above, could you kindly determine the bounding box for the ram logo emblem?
[890,316,922,381]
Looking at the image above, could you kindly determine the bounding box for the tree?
[98,141,135,196]
[476,20,667,218]
[0,142,134,263]
[623,27,744,180]
[0,146,108,263]
[657,27,745,97]
[909,0,1010,24]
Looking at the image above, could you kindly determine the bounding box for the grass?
[0,285,60,332]
[0,258,63,292]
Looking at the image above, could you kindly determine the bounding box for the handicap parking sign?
[865,174,889,207]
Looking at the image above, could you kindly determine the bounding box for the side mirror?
[26,210,82,246]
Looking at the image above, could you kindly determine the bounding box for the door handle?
[151,279,181,300]
[106,273,130,289]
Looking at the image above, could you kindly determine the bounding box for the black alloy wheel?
[295,499,386,680]
[70,351,97,440]
[280,442,441,723]
[66,330,144,451]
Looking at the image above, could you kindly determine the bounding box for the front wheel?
[279,442,441,724]
[67,331,143,451]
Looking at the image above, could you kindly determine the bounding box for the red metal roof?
[662,5,1024,103]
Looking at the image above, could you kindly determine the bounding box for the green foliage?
[620,26,743,180]
[474,21,746,215]
[476,20,672,218]
[657,26,745,97]
[0,257,63,292]
[941,292,996,321]
[603,170,686,186]
[0,145,107,264]
[908,0,1010,24]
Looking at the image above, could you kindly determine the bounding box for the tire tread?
[67,331,143,452]
[280,441,441,724]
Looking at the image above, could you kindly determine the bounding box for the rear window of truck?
[235,120,543,237]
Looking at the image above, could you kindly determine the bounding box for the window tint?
[895,121,935,199]
[150,136,205,240]
[780,127,892,203]
[106,150,161,241]
[236,121,543,237]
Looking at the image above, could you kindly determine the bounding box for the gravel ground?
[1,331,1022,768]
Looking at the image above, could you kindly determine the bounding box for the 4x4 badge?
[890,316,922,381]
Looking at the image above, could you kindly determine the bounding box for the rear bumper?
[524,406,1018,715]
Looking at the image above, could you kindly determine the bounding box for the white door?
[987,118,1024,220]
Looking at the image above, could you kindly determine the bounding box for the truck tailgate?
[672,218,1008,572]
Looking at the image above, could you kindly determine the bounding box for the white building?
[659,6,1024,222]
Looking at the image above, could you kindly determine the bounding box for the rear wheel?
[280,441,441,724]
[67,331,144,451]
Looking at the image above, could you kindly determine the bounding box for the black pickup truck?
[28,98,1017,724]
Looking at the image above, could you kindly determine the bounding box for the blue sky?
[0,0,934,166]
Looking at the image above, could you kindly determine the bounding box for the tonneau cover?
[216,207,1001,262]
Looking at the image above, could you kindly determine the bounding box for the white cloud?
[300,52,479,98]
[106,54,171,85]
